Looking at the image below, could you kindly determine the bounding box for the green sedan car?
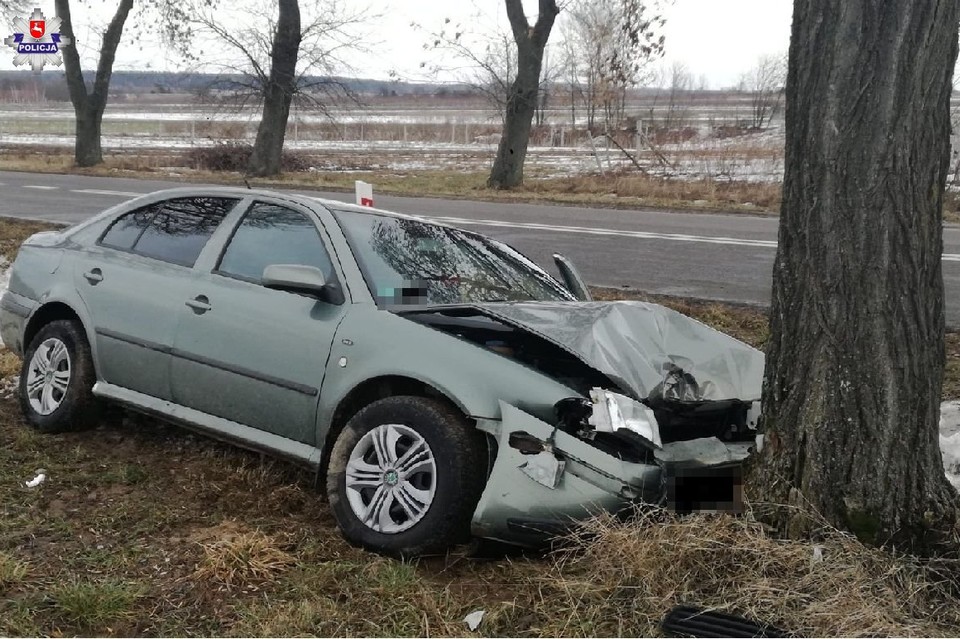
[0,188,764,557]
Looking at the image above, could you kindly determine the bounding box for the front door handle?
[83,268,103,284]
[185,295,212,313]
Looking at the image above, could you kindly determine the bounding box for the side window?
[217,203,335,284]
[134,198,237,266]
[99,204,160,250]
[99,197,238,267]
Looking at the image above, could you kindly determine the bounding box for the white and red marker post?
[355,180,374,207]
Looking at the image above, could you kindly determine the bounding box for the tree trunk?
[248,0,301,178]
[74,106,104,167]
[55,0,132,167]
[753,0,960,550]
[487,0,559,189]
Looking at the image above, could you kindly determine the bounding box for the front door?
[170,201,347,444]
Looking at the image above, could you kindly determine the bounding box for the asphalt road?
[3,169,960,325]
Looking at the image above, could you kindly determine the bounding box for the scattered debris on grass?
[555,508,960,637]
[22,469,45,488]
[463,609,485,631]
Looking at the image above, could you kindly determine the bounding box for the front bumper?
[471,401,753,546]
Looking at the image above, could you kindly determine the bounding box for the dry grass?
[192,526,296,590]
[546,509,960,637]
[526,173,783,213]
[0,350,21,378]
[0,216,62,262]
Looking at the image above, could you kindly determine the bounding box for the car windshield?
[333,210,575,305]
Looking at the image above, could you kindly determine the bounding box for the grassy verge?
[2,219,960,635]
[4,398,958,636]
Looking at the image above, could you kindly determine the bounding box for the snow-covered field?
[0,103,788,181]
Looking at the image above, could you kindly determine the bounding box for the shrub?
[185,142,313,173]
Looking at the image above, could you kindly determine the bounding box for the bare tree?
[56,0,132,167]
[754,0,960,550]
[417,11,516,124]
[191,0,370,176]
[432,26,516,122]
[54,0,196,167]
[740,53,786,129]
[487,0,560,189]
[656,60,691,130]
[560,0,665,132]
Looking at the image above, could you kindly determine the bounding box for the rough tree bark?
[754,0,960,549]
[487,0,559,189]
[56,0,133,167]
[248,0,301,177]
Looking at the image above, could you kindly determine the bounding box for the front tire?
[326,396,486,558]
[19,319,99,433]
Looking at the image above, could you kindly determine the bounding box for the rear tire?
[326,396,486,558]
[19,319,99,433]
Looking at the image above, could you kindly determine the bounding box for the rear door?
[170,201,348,444]
[74,196,238,399]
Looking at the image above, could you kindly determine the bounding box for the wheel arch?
[320,374,473,474]
[24,301,84,351]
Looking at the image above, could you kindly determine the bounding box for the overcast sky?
[1,0,793,88]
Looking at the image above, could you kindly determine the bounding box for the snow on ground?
[941,401,960,489]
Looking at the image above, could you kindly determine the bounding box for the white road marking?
[71,188,142,197]
[430,215,779,248]
[431,215,960,262]
[22,185,58,190]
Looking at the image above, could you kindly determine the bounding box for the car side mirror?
[262,264,344,304]
[553,253,593,301]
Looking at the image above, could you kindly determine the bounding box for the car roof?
[137,186,436,225]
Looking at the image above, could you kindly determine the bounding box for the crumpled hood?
[472,301,765,404]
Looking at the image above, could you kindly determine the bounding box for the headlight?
[587,388,662,448]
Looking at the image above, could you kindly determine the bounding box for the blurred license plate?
[666,464,743,514]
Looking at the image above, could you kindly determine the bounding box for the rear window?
[99,197,238,267]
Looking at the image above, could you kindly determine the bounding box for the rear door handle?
[83,268,103,284]
[185,295,212,313]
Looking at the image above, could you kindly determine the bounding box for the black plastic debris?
[662,605,790,638]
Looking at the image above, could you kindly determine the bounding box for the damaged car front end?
[398,300,763,546]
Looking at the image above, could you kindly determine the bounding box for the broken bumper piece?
[471,399,756,546]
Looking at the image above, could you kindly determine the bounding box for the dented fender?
[472,400,758,546]
[471,401,662,545]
